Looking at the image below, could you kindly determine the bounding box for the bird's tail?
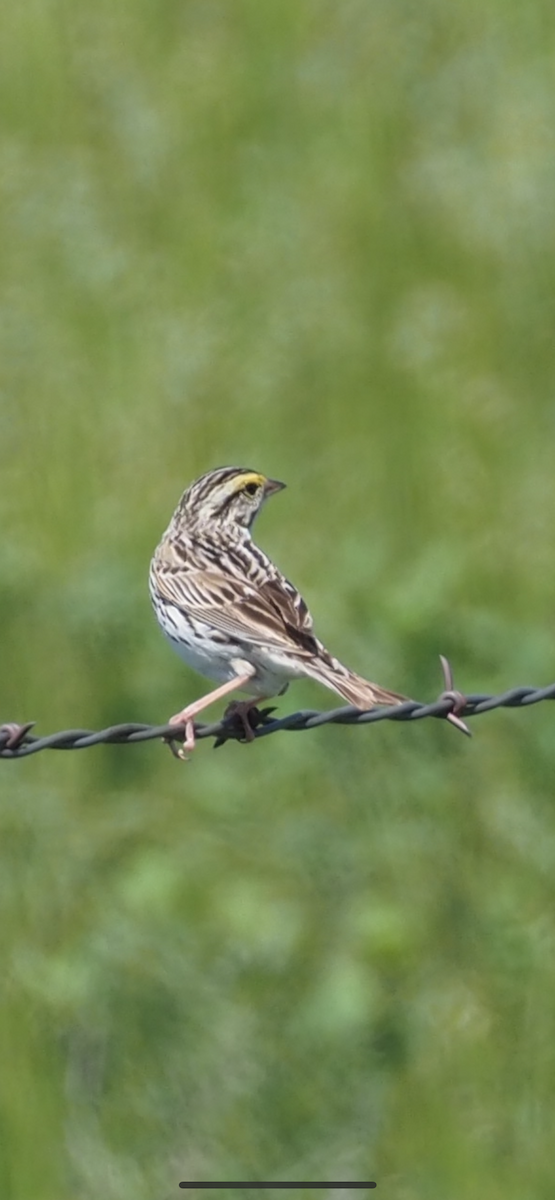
[305,655,408,710]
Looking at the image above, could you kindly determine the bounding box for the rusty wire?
[1,669,555,758]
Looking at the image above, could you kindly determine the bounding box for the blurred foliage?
[2,1,555,1197]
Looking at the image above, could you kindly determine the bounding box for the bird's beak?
[264,478,286,497]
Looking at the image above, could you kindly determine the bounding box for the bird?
[149,466,414,758]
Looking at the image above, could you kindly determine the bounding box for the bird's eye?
[244,482,259,497]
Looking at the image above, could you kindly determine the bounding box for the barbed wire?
[1,674,555,759]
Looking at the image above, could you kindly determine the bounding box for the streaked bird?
[149,466,411,757]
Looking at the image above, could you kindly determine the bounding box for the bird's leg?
[223,696,270,743]
[168,670,256,759]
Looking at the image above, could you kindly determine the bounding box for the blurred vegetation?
[2,1,555,1197]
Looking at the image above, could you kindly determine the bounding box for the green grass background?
[2,2,555,1197]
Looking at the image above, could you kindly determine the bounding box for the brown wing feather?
[155,564,320,658]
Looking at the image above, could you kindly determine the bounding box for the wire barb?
[438,654,472,737]
[1,659,555,758]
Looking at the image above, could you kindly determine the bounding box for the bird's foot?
[164,708,198,761]
[214,699,276,748]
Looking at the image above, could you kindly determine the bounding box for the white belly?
[160,605,291,699]
[162,622,236,683]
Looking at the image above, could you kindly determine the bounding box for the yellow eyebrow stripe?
[233,472,266,491]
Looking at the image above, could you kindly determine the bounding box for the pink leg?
[169,671,256,759]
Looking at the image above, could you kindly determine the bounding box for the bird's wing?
[155,564,319,657]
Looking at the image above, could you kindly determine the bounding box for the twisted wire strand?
[1,682,555,758]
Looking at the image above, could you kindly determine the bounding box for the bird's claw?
[163,715,196,761]
[214,704,277,749]
[163,733,190,761]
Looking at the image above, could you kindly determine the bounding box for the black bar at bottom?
[179,1184,376,1190]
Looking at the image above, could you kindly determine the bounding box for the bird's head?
[173,467,286,535]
